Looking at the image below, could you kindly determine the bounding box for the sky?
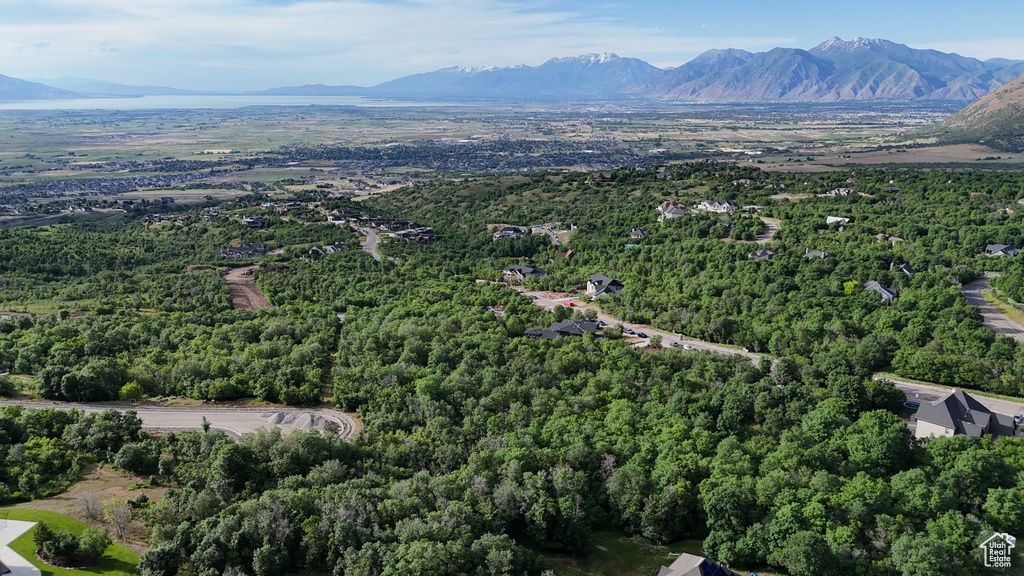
[1,0,1023,91]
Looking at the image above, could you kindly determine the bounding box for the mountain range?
[6,37,1024,103]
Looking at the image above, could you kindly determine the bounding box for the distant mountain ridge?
[370,53,662,99]
[360,37,1024,103]
[5,37,1024,104]
[0,74,80,100]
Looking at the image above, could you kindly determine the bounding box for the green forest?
[3,164,1024,575]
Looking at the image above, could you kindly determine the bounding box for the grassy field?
[0,508,139,576]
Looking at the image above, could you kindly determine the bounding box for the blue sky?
[1,0,1022,91]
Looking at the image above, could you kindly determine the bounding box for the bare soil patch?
[11,464,162,554]
[223,266,272,311]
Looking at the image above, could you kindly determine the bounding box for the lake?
[0,95,488,110]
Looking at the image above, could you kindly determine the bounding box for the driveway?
[517,289,763,365]
[888,376,1024,420]
[962,273,1024,343]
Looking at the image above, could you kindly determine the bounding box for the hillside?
[941,73,1024,151]
[0,74,80,100]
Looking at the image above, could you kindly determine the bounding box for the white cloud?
[0,0,801,89]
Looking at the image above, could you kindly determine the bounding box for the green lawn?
[541,531,695,576]
[0,508,138,576]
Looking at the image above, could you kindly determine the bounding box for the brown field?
[224,266,272,311]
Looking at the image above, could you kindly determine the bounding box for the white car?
[683,344,693,350]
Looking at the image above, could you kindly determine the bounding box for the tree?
[119,381,145,402]
[79,491,103,521]
[78,527,112,558]
[105,496,133,540]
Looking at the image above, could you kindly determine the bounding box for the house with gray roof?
[748,248,776,261]
[658,553,740,576]
[803,249,833,260]
[586,274,624,297]
[525,319,599,340]
[217,243,265,260]
[864,281,897,304]
[914,389,1018,439]
[986,244,1021,257]
[696,199,739,213]
[503,265,550,282]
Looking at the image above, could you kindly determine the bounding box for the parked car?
[683,344,693,350]
[637,332,648,338]
[670,342,680,348]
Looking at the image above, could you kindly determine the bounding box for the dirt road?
[962,273,1024,343]
[518,289,763,365]
[0,400,359,440]
[224,265,272,311]
[754,217,780,244]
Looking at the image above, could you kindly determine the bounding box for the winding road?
[962,273,1024,343]
[0,401,358,440]
[353,225,383,261]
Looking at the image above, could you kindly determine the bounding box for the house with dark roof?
[503,265,550,282]
[914,389,1018,439]
[864,281,897,304]
[586,274,624,297]
[748,248,776,261]
[898,263,916,276]
[525,319,599,340]
[803,249,833,260]
[658,553,740,576]
[493,226,524,241]
[629,229,646,239]
[216,243,265,260]
[986,244,1021,257]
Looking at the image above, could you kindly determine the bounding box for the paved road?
[352,225,383,261]
[518,289,763,364]
[888,377,1024,420]
[962,273,1024,343]
[0,401,358,440]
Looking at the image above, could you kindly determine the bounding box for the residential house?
[216,243,265,260]
[657,553,740,576]
[493,226,524,241]
[749,248,776,261]
[657,201,688,221]
[826,216,851,225]
[242,215,266,228]
[914,389,1018,439]
[629,229,646,239]
[731,178,756,186]
[825,188,856,197]
[882,186,901,192]
[324,242,347,254]
[525,319,600,340]
[395,227,434,244]
[586,274,624,297]
[898,263,916,276]
[592,172,613,183]
[764,183,786,190]
[986,244,1021,257]
[864,280,897,304]
[804,249,833,260]
[696,199,739,213]
[503,265,550,282]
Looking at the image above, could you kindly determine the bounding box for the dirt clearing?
[223,265,272,311]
